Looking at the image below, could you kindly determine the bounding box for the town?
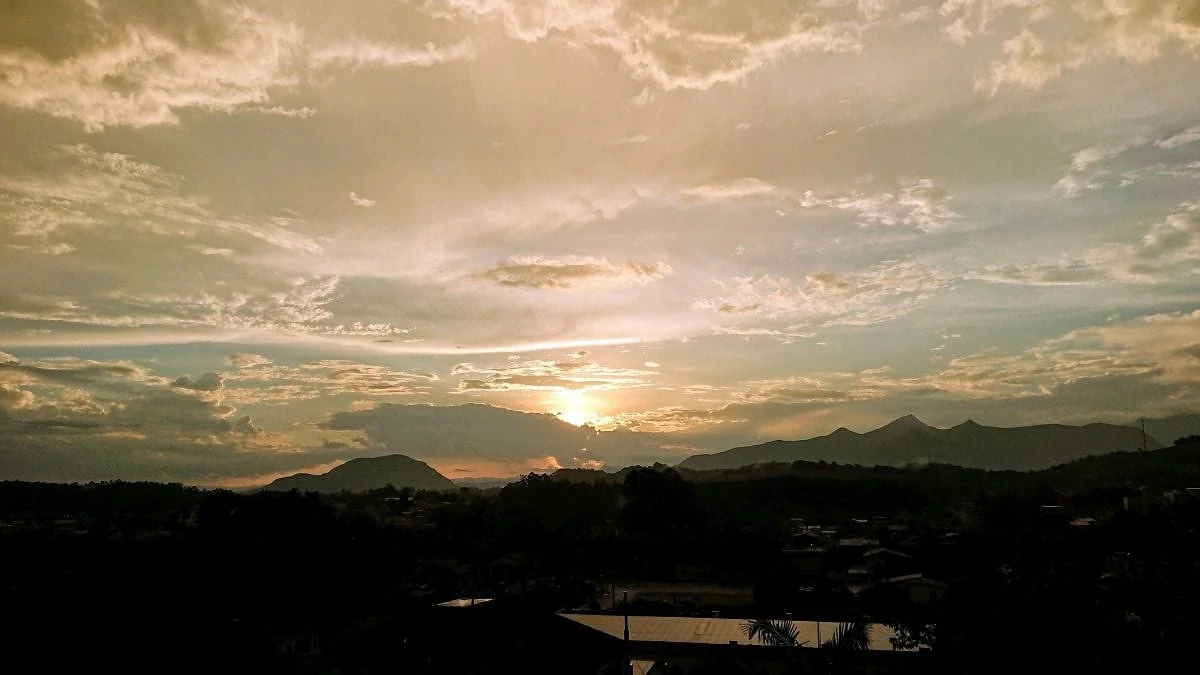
[4,435,1199,674]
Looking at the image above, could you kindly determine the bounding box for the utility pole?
[1139,418,1147,452]
[623,591,631,675]
[623,591,630,642]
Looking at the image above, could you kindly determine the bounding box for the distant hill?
[678,415,1160,472]
[322,402,675,469]
[1135,413,1200,447]
[263,454,454,493]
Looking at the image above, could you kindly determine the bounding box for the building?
[884,574,948,605]
[559,613,928,674]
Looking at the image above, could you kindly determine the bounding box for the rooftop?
[885,574,947,588]
[436,597,494,608]
[559,613,904,652]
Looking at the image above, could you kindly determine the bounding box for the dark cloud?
[171,371,223,391]
[451,358,653,393]
[0,352,348,485]
[470,256,672,289]
[321,402,674,466]
[0,0,233,62]
[0,0,300,130]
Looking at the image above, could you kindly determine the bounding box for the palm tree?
[742,618,805,648]
[741,617,871,674]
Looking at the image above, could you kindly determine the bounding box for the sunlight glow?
[553,389,600,427]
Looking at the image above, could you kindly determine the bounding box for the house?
[835,537,880,553]
[611,583,756,613]
[782,547,827,577]
[787,530,826,549]
[558,613,928,675]
[863,548,912,581]
[885,574,948,605]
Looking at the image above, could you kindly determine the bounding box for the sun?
[553,389,599,427]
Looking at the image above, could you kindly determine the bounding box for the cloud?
[0,144,323,255]
[417,0,869,90]
[308,38,475,70]
[225,353,271,367]
[470,256,673,289]
[1054,137,1140,196]
[0,384,35,410]
[219,357,437,405]
[321,402,678,472]
[0,0,303,131]
[974,1,1200,93]
[0,2,486,131]
[732,375,883,405]
[348,192,377,208]
[799,179,961,233]
[312,322,413,338]
[939,0,1049,44]
[452,358,654,392]
[971,202,1200,285]
[0,351,422,483]
[187,245,235,256]
[694,260,948,327]
[924,310,1200,397]
[1156,125,1200,149]
[437,187,653,238]
[0,355,160,389]
[598,406,747,434]
[681,178,776,201]
[674,177,960,234]
[0,276,341,334]
[171,372,224,392]
[1053,132,1200,195]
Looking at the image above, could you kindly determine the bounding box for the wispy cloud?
[348,192,377,208]
[221,355,438,404]
[682,178,776,201]
[694,261,948,327]
[924,310,1200,398]
[452,358,654,392]
[678,177,960,233]
[973,0,1200,93]
[1157,125,1200,149]
[418,0,869,90]
[0,276,341,336]
[470,256,673,289]
[0,352,365,483]
[971,202,1200,285]
[732,375,883,405]
[0,2,484,132]
[309,38,475,70]
[0,0,302,131]
[0,144,322,254]
[798,180,961,233]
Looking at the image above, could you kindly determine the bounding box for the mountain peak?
[882,414,931,430]
[264,453,454,493]
[679,415,1173,472]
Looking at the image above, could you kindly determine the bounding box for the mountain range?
[259,411,1200,493]
[678,415,1166,472]
[263,454,454,493]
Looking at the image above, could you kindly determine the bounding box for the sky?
[1,0,1199,486]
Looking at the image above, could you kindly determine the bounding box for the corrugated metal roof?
[559,614,901,651]
[631,659,657,675]
[437,597,494,607]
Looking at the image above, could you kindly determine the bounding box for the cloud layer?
[1,1,1198,483]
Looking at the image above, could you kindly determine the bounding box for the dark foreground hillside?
[2,436,1198,674]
